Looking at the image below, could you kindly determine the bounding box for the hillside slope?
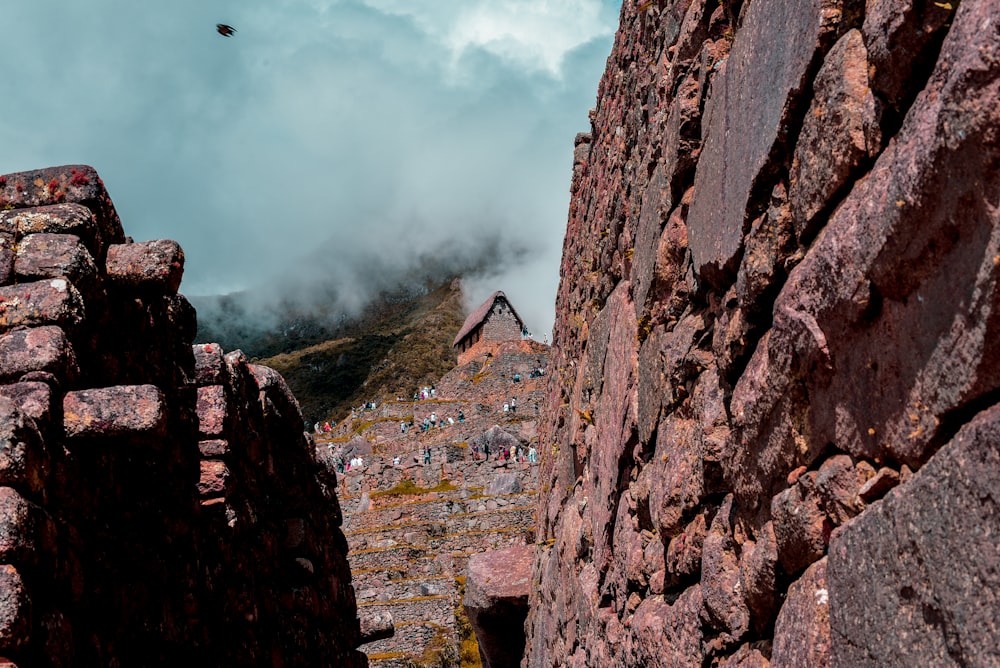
[197,279,466,423]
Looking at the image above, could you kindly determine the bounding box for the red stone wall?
[0,166,365,667]
[526,0,1000,666]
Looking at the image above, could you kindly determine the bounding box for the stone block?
[63,385,166,440]
[198,439,229,458]
[771,557,829,667]
[0,203,100,254]
[0,382,52,426]
[0,279,85,333]
[0,326,78,384]
[771,475,831,575]
[198,460,229,497]
[0,487,40,565]
[0,397,47,494]
[105,240,184,293]
[192,343,225,386]
[0,564,30,653]
[14,233,98,292]
[686,0,843,284]
[464,544,534,668]
[789,29,880,240]
[196,385,227,438]
[829,403,1000,667]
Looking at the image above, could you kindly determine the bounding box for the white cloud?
[360,0,616,76]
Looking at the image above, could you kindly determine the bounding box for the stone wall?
[0,165,365,666]
[526,0,1000,666]
[482,299,523,344]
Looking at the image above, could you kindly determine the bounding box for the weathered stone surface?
[0,326,78,383]
[198,439,229,458]
[740,521,778,635]
[772,474,831,575]
[813,454,869,526]
[105,240,184,293]
[727,0,1000,504]
[772,557,829,668]
[14,232,98,292]
[465,544,534,668]
[789,29,880,239]
[192,342,225,386]
[630,586,705,667]
[0,279,85,333]
[63,384,167,440]
[0,382,52,426]
[0,165,123,253]
[0,397,47,495]
[196,385,228,438]
[863,0,955,119]
[829,404,1000,667]
[857,466,899,502]
[198,460,229,497]
[701,496,749,640]
[0,203,101,255]
[686,0,843,283]
[0,487,50,566]
[358,610,394,644]
[0,564,30,652]
[485,471,522,496]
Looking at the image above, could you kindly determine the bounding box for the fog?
[0,0,619,337]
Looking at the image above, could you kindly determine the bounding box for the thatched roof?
[453,291,524,347]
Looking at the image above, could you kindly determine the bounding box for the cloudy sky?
[0,0,619,336]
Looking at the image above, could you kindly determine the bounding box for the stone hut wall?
[481,299,522,343]
[526,0,1000,666]
[0,165,365,667]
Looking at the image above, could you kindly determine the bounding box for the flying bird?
[216,24,237,37]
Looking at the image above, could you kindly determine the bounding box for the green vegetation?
[200,279,466,423]
[371,478,459,498]
[454,575,483,668]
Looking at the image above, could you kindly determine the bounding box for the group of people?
[411,410,465,433]
[414,385,437,401]
[334,455,365,473]
[313,421,335,434]
[471,442,537,464]
[501,398,518,413]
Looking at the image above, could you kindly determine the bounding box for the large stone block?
[464,544,534,668]
[14,233,98,293]
[63,385,167,440]
[0,326,79,383]
[0,204,101,255]
[686,0,843,284]
[726,0,1000,504]
[789,29,880,240]
[0,165,124,253]
[0,279,85,334]
[105,240,184,293]
[828,404,1000,667]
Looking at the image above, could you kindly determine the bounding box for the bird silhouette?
[216,24,237,37]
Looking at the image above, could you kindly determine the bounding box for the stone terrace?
[320,340,549,666]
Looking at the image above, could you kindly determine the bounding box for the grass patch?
[371,478,459,498]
